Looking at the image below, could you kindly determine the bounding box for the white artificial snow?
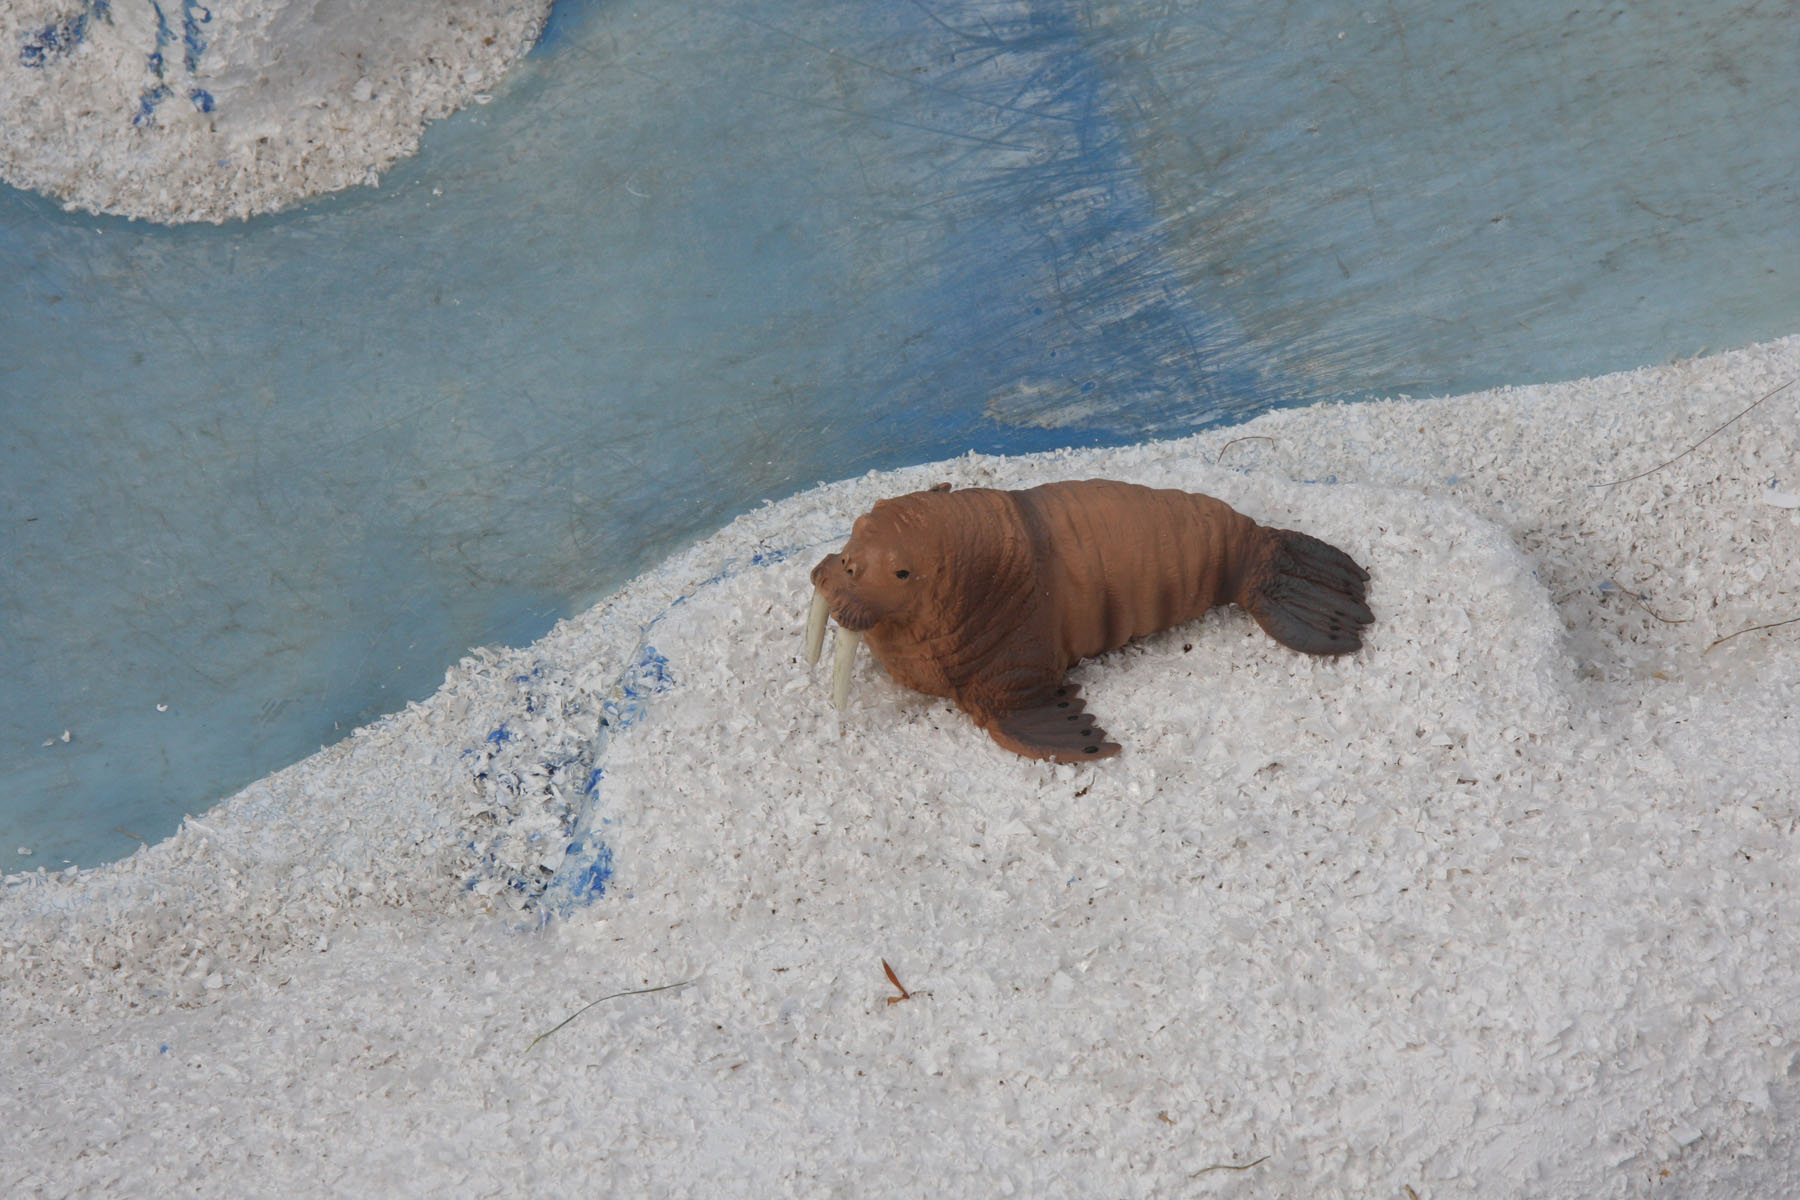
[5,338,1800,1198]
[1,0,549,223]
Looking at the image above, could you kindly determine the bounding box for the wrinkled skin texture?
[811,479,1372,762]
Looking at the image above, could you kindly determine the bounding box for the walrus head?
[805,495,945,709]
[809,502,938,631]
[804,485,1045,712]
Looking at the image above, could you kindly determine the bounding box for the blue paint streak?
[463,631,690,915]
[18,0,110,68]
[606,646,673,731]
[536,639,680,915]
[570,843,614,899]
[147,1,172,69]
[134,84,171,127]
[133,2,178,126]
[189,88,214,114]
[749,545,791,568]
[182,2,211,74]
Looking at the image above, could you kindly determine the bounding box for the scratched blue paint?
[130,2,180,126]
[606,648,673,730]
[147,1,172,68]
[461,652,622,904]
[181,2,211,74]
[18,0,111,68]
[568,844,614,900]
[537,639,680,913]
[21,0,209,123]
[133,83,171,127]
[524,536,841,912]
[142,2,212,123]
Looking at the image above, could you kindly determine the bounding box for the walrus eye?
[894,569,909,579]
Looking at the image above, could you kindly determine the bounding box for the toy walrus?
[804,479,1371,762]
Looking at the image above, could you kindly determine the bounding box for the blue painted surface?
[2,0,1798,868]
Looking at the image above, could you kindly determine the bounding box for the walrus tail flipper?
[983,685,1122,764]
[1242,529,1372,655]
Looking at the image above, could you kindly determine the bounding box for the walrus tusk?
[804,577,860,707]
[830,627,861,710]
[804,587,829,666]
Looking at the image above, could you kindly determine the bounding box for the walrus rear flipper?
[1243,529,1373,656]
[983,685,1122,764]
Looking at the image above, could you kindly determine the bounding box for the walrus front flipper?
[983,685,1122,763]
[1243,529,1373,656]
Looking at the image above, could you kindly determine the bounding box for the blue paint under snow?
[535,639,681,914]
[107,0,212,126]
[529,537,846,914]
[18,0,111,68]
[133,84,169,127]
[562,842,615,903]
[181,2,211,75]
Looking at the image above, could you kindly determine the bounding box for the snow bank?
[5,338,1799,1198]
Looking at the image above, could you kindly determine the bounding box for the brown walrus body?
[807,479,1371,762]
